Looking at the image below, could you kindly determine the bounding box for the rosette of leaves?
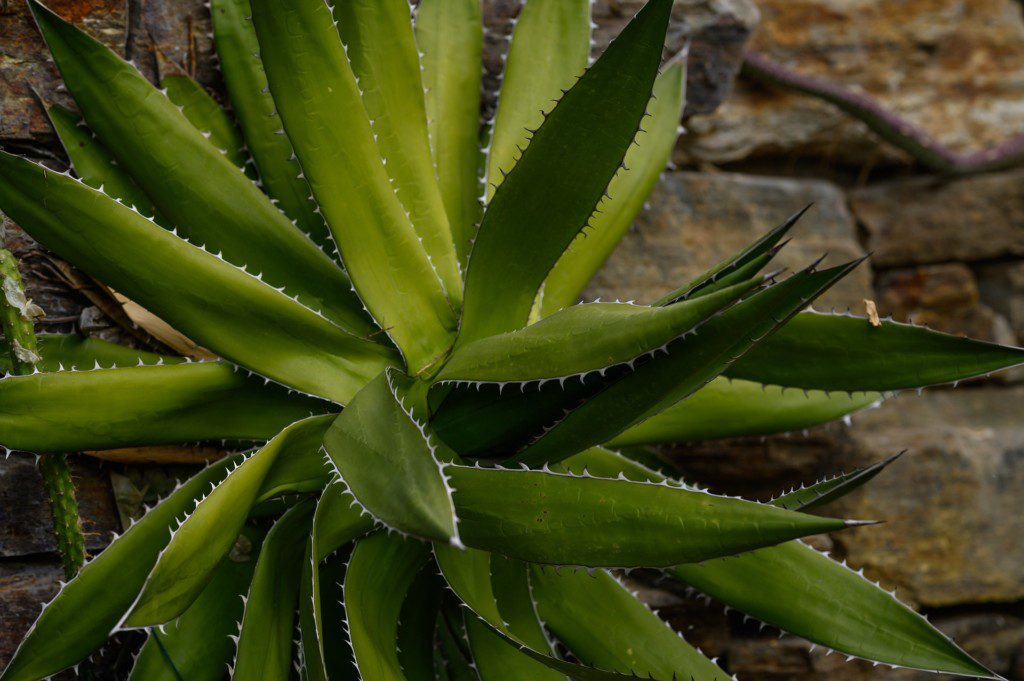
[0,0,1020,679]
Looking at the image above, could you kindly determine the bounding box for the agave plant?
[1,0,1021,679]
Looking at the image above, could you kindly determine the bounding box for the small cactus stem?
[37,453,86,580]
[0,248,85,580]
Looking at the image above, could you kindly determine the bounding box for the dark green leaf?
[323,372,460,544]
[459,0,672,343]
[530,566,726,679]
[728,311,1024,392]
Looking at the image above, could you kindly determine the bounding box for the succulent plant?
[1,0,1021,679]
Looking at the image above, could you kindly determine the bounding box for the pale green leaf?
[0,152,398,403]
[0,361,329,453]
[609,376,881,446]
[124,417,330,627]
[415,0,484,263]
[210,0,331,248]
[250,0,457,372]
[486,0,591,197]
[335,0,463,305]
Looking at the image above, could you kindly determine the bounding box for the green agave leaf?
[209,0,330,249]
[0,333,180,373]
[465,610,565,681]
[299,483,375,679]
[435,544,663,681]
[0,152,398,403]
[530,566,727,680]
[540,54,687,315]
[558,444,667,482]
[323,372,460,544]
[0,361,329,453]
[253,423,337,504]
[345,532,431,680]
[673,542,995,678]
[438,278,759,385]
[300,542,356,681]
[0,457,238,681]
[27,1,367,332]
[459,0,672,344]
[44,105,164,225]
[466,556,566,681]
[512,262,861,466]
[446,465,854,567]
[436,605,479,681]
[312,481,376,562]
[415,0,484,264]
[771,452,904,512]
[161,74,251,172]
[563,445,993,678]
[728,310,1024,392]
[128,529,259,681]
[608,376,881,446]
[490,556,561,660]
[396,568,444,681]
[485,0,591,198]
[233,500,314,680]
[655,206,806,306]
[250,0,457,373]
[431,266,847,460]
[124,417,330,627]
[334,0,463,305]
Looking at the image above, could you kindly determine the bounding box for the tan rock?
[978,260,1024,342]
[852,170,1024,267]
[585,171,871,311]
[875,263,1005,341]
[680,0,1024,168]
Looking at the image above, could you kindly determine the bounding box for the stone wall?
[1,0,1022,678]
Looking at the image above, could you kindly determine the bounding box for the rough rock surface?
[585,171,871,311]
[875,263,1008,342]
[680,0,1024,168]
[0,0,127,144]
[0,455,119,558]
[979,260,1024,341]
[852,170,1024,267]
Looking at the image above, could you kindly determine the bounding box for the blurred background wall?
[1,0,1022,677]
